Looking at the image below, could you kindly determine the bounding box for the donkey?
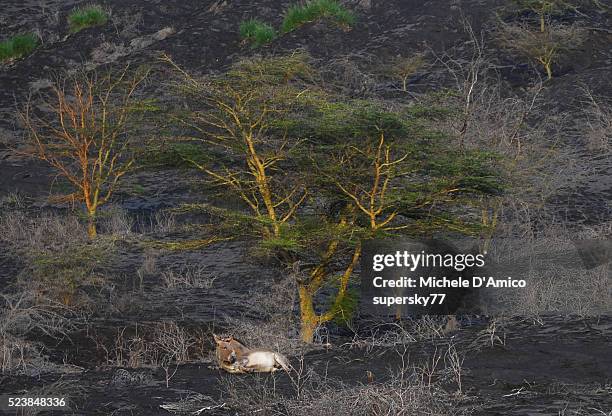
[213,334,291,374]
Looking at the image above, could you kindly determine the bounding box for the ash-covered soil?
[0,0,611,415]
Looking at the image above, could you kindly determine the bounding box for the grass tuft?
[239,19,276,47]
[0,34,38,62]
[68,5,109,33]
[281,0,356,33]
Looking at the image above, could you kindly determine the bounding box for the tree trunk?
[540,13,545,33]
[87,213,97,238]
[298,283,318,343]
[544,62,553,80]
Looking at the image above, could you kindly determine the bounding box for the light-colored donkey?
[213,334,291,374]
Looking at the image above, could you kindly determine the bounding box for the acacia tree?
[498,22,584,79]
[168,53,500,343]
[389,55,425,92]
[512,0,574,32]
[21,66,150,237]
[163,53,309,241]
[297,134,408,340]
[294,133,501,340]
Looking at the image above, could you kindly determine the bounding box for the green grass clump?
[68,5,108,33]
[0,34,38,62]
[239,19,276,47]
[281,0,356,33]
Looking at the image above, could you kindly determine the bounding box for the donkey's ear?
[213,333,221,343]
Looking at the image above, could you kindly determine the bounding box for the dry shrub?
[98,204,134,236]
[434,20,597,242]
[320,53,377,95]
[0,292,77,339]
[0,211,115,304]
[483,231,611,316]
[0,333,41,375]
[161,265,217,289]
[0,211,88,252]
[344,316,456,352]
[159,393,220,414]
[94,321,197,368]
[0,191,27,209]
[152,210,177,234]
[152,321,197,364]
[0,292,82,375]
[581,87,612,151]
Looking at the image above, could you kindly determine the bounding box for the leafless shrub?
[155,210,177,233]
[161,265,217,289]
[581,87,612,151]
[152,321,197,364]
[111,10,144,38]
[0,191,27,209]
[99,204,134,236]
[0,292,83,375]
[136,248,159,290]
[467,319,507,352]
[33,1,61,45]
[0,211,115,305]
[577,220,612,239]
[437,25,582,202]
[434,18,594,242]
[344,323,416,352]
[219,372,286,414]
[444,341,465,394]
[94,325,150,368]
[137,210,176,234]
[0,292,77,339]
[0,333,40,374]
[414,345,443,390]
[140,248,159,275]
[0,333,82,376]
[431,15,489,149]
[0,212,88,252]
[517,264,610,315]
[484,234,611,316]
[94,321,197,369]
[344,317,452,353]
[320,53,377,96]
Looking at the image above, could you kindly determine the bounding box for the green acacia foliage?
[167,51,503,342]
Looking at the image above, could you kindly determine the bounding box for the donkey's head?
[213,334,248,363]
